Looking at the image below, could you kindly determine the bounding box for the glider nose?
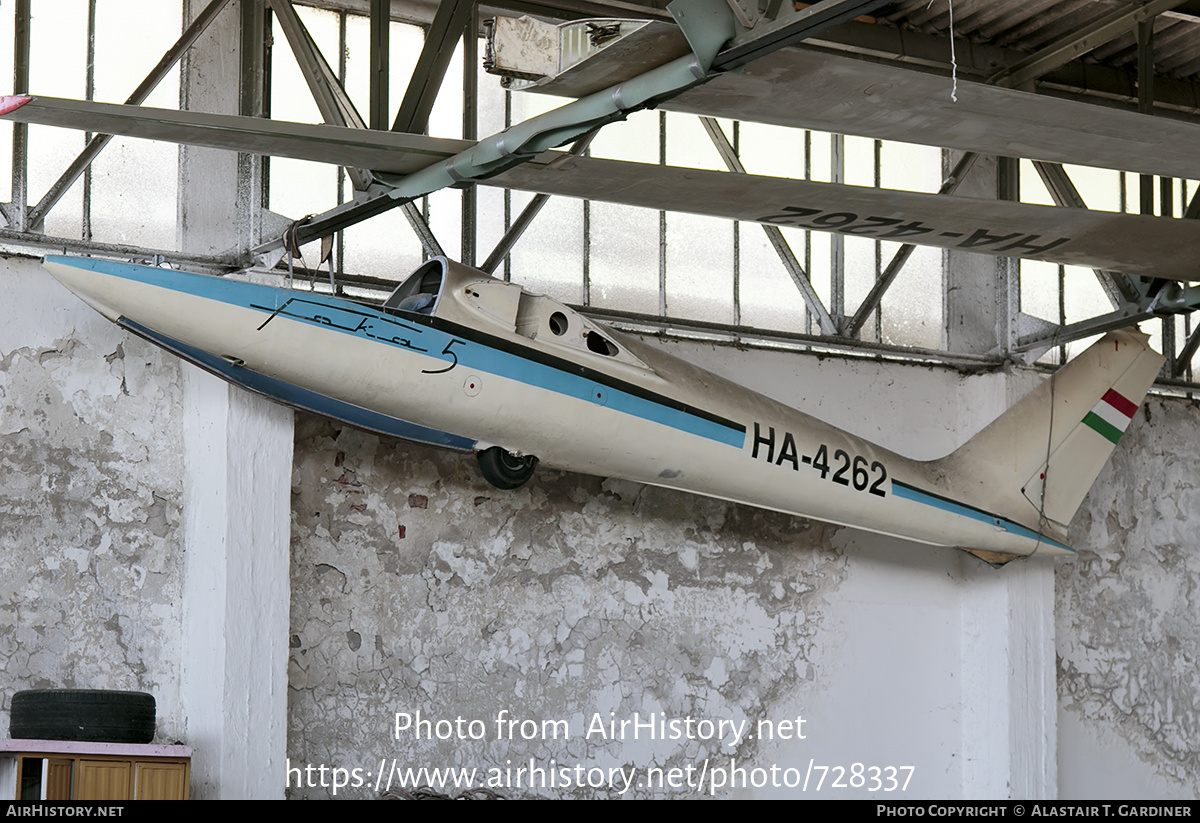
[43,256,123,322]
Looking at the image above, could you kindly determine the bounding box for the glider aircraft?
[3,0,1195,562]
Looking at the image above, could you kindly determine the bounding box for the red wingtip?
[0,95,31,115]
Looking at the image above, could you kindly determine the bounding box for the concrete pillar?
[961,558,1056,797]
[177,0,293,799]
[958,372,1057,799]
[182,371,292,798]
[945,152,1014,356]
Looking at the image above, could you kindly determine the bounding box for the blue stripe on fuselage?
[49,256,744,448]
[891,481,1073,553]
[120,318,476,450]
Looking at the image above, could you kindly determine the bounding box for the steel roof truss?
[699,116,836,336]
[268,0,373,191]
[391,0,476,134]
[990,0,1187,89]
[1031,161,1142,307]
[845,151,979,338]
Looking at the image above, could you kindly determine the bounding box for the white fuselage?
[43,256,1071,558]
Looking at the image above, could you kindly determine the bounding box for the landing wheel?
[476,447,538,490]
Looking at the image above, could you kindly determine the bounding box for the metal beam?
[1016,280,1200,354]
[391,0,476,134]
[1013,304,1159,353]
[369,0,389,130]
[699,116,837,336]
[1031,161,1142,307]
[1139,18,1155,215]
[271,0,450,253]
[401,202,446,258]
[990,0,1186,89]
[26,0,232,231]
[1185,186,1200,220]
[713,0,893,70]
[10,0,30,233]
[462,6,478,265]
[845,151,979,338]
[1174,323,1200,377]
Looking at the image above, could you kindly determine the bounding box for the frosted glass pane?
[738,122,805,179]
[843,234,877,313]
[0,122,10,205]
[477,43,508,136]
[0,9,11,202]
[269,157,338,218]
[509,90,567,122]
[94,0,180,107]
[665,212,732,324]
[90,138,177,249]
[389,23,423,107]
[342,208,425,283]
[1019,259,1060,323]
[807,229,831,307]
[589,201,658,315]
[665,113,724,171]
[1063,265,1114,324]
[342,15,371,121]
[1064,165,1120,213]
[881,141,940,193]
[809,131,833,183]
[590,109,657,164]
[474,186,508,268]
[427,188,461,258]
[737,224,808,332]
[271,17,324,124]
[881,245,942,350]
[844,136,874,188]
[1019,159,1054,205]
[28,124,84,237]
[29,0,86,98]
[510,197,583,305]
[428,41,464,139]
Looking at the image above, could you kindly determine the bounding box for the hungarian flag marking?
[1082,389,1137,444]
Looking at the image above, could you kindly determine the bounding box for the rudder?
[941,330,1163,540]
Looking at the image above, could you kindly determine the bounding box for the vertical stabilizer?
[941,330,1163,539]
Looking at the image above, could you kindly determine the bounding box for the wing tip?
[0,95,31,115]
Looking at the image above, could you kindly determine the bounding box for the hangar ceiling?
[3,0,1200,382]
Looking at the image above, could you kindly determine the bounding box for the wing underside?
[7,95,1200,281]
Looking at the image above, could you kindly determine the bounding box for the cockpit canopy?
[383,257,649,371]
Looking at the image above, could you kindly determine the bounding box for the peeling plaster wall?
[0,255,185,743]
[289,419,852,798]
[1059,397,1200,799]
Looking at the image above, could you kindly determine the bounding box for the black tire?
[10,689,156,744]
[476,447,538,490]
